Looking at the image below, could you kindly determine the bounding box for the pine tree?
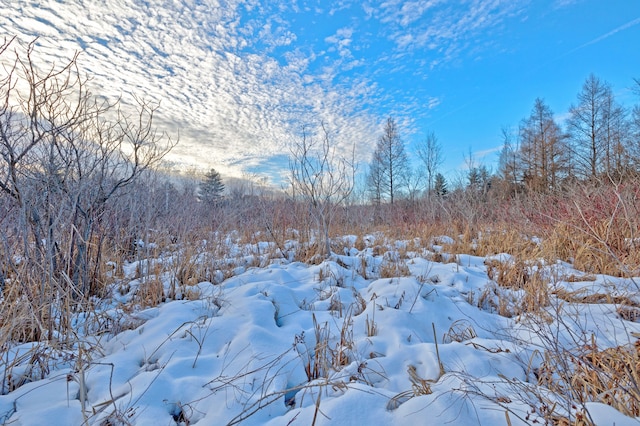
[467,167,482,190]
[199,168,225,205]
[433,173,447,197]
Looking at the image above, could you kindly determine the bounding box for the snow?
[2,236,640,425]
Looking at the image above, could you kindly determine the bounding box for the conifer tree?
[199,168,225,204]
[434,173,447,197]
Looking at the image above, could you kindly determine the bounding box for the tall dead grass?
[536,338,640,419]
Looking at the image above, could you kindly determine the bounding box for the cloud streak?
[577,16,640,50]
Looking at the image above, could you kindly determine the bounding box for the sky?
[1,0,639,185]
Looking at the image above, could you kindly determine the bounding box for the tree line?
[497,74,640,194]
[356,74,640,206]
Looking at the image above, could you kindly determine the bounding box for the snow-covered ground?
[1,235,640,425]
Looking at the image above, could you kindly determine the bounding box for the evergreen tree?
[467,167,481,190]
[433,173,447,197]
[467,165,491,195]
[199,168,225,204]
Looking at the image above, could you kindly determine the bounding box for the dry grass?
[534,182,640,278]
[174,255,205,287]
[485,259,530,289]
[484,258,550,315]
[562,274,597,283]
[543,223,637,277]
[476,229,543,259]
[430,224,536,258]
[2,344,51,394]
[134,278,165,308]
[537,339,640,418]
[476,284,517,318]
[294,243,325,265]
[365,314,378,337]
[379,257,411,278]
[294,306,358,383]
[386,364,438,411]
[407,364,434,396]
[552,287,640,322]
[618,306,640,322]
[328,294,343,316]
[351,289,367,316]
[439,228,477,256]
[332,311,354,369]
[443,319,477,343]
[295,314,330,381]
[574,343,640,417]
[553,288,640,308]
[387,324,445,411]
[1,284,44,343]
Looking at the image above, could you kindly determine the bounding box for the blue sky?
[2,0,639,184]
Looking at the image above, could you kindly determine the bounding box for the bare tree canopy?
[367,117,409,204]
[416,130,443,196]
[289,123,355,258]
[567,74,628,179]
[0,38,176,339]
[518,98,569,192]
[629,78,640,169]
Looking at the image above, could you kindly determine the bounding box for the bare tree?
[368,117,409,204]
[289,123,355,258]
[497,127,521,195]
[0,39,175,340]
[366,156,385,206]
[405,167,426,202]
[416,130,443,196]
[519,98,569,191]
[600,88,629,178]
[567,74,621,179]
[629,78,640,169]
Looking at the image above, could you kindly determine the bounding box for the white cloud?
[553,0,583,9]
[1,0,534,184]
[426,97,441,110]
[325,27,355,58]
[0,0,382,183]
[374,0,525,60]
